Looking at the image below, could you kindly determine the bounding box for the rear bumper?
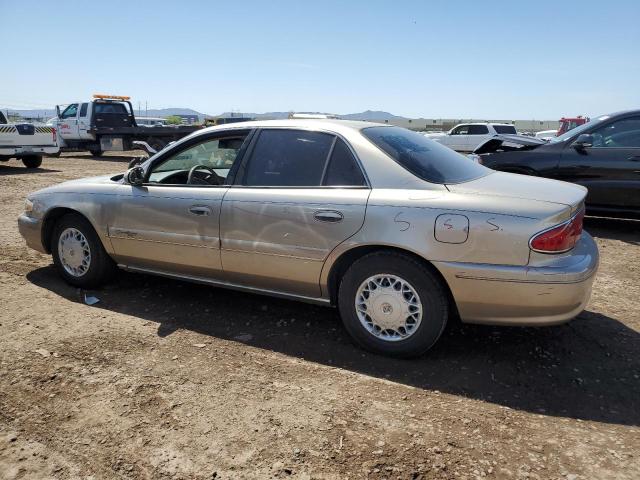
[18,214,46,253]
[433,232,599,326]
[0,146,59,156]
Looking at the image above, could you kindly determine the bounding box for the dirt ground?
[0,153,639,480]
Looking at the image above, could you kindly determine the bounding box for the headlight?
[24,198,34,214]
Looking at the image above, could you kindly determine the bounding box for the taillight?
[52,127,56,142]
[530,210,584,253]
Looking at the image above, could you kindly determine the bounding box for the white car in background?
[535,129,557,140]
[425,123,518,152]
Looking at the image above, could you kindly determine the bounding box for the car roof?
[194,118,388,136]
[457,122,515,126]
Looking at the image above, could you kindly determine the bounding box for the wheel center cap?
[371,293,403,329]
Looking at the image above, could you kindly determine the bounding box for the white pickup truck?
[0,111,59,168]
[425,123,518,152]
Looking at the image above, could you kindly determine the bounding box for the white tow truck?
[53,94,201,156]
[0,110,59,168]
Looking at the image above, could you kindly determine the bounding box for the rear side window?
[79,103,88,117]
[362,126,489,184]
[468,125,489,134]
[243,129,334,186]
[324,139,366,186]
[493,125,517,134]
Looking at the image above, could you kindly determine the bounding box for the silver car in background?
[18,120,598,357]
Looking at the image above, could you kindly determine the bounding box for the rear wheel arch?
[326,245,458,317]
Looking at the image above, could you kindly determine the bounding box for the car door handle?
[189,205,211,216]
[314,210,344,223]
[628,155,640,162]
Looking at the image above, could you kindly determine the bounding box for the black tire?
[22,155,43,169]
[337,251,449,358]
[51,213,116,288]
[89,149,103,157]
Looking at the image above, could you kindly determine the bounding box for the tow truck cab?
[54,95,201,156]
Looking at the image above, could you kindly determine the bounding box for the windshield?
[550,115,607,143]
[362,126,489,184]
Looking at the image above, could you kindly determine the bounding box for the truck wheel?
[51,213,116,288]
[89,149,103,157]
[337,251,449,357]
[22,155,43,169]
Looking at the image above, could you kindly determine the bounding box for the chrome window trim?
[235,126,372,189]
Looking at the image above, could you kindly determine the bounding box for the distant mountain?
[138,108,203,119]
[4,106,410,123]
[340,110,407,121]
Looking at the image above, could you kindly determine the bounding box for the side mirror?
[126,166,145,186]
[573,134,593,150]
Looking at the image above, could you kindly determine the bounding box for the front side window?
[451,125,469,135]
[243,129,334,186]
[148,133,249,185]
[468,125,489,135]
[60,104,78,119]
[590,117,640,148]
[362,126,489,184]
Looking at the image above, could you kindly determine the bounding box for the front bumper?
[18,214,47,254]
[434,232,599,326]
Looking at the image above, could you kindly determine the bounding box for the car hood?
[32,174,121,196]
[474,134,547,154]
[447,171,586,211]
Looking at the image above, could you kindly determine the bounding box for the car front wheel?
[51,213,116,288]
[338,251,449,357]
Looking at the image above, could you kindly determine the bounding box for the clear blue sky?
[1,0,639,119]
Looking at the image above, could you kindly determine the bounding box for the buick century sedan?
[18,120,599,357]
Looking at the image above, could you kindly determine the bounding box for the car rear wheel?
[89,149,103,157]
[22,155,42,168]
[338,251,449,357]
[51,213,116,288]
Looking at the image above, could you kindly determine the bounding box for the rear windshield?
[493,125,517,134]
[94,103,128,114]
[362,126,489,184]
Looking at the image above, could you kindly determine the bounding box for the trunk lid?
[474,134,546,154]
[447,171,586,224]
[0,124,57,147]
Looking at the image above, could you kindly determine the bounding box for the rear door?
[220,128,370,297]
[77,103,92,140]
[558,116,640,210]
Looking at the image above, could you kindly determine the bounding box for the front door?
[558,116,640,210]
[220,128,370,298]
[57,103,80,141]
[108,130,252,277]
